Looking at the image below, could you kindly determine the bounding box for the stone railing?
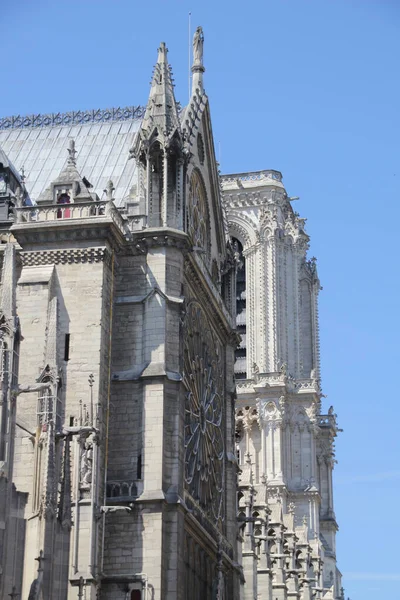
[294,378,321,393]
[318,414,336,428]
[220,169,282,184]
[14,200,129,237]
[15,200,108,223]
[106,479,143,501]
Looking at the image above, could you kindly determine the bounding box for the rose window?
[183,300,224,523]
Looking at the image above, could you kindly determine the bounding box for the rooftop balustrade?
[14,199,129,237]
[220,169,283,184]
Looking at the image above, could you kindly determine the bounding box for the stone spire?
[136,42,181,146]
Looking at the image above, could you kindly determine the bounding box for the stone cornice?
[222,187,287,209]
[126,226,191,255]
[10,216,125,252]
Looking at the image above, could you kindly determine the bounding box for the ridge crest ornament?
[183,300,225,523]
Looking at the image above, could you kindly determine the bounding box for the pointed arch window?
[232,238,246,379]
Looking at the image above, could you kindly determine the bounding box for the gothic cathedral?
[0,29,342,600]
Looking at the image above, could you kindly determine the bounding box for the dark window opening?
[57,193,71,219]
[232,238,246,379]
[131,590,141,600]
[69,416,74,427]
[137,454,142,479]
[64,334,70,361]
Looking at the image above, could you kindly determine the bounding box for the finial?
[77,576,85,600]
[35,550,45,572]
[302,514,308,526]
[104,180,115,202]
[191,26,205,93]
[158,41,167,63]
[20,165,25,183]
[288,502,296,515]
[15,185,23,208]
[67,139,77,167]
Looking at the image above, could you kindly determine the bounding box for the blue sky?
[2,1,400,598]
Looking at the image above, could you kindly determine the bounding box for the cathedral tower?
[222,171,342,599]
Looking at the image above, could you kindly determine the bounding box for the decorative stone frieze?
[20,247,108,266]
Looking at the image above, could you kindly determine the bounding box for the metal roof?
[0,109,143,207]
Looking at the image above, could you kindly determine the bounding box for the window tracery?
[187,170,210,258]
[183,300,224,523]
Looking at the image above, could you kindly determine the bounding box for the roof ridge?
[0,106,146,130]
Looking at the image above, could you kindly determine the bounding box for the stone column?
[241,490,257,600]
[257,504,272,600]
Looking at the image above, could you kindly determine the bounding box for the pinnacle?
[140,41,181,143]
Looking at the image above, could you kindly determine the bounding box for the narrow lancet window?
[232,238,246,379]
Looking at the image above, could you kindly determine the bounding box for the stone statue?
[193,26,204,66]
[80,438,93,485]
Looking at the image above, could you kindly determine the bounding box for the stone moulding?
[20,247,108,266]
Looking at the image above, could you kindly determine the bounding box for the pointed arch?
[187,168,211,260]
[227,213,259,251]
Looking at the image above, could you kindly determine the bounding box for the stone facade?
[0,29,342,600]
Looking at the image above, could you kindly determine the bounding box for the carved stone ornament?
[187,170,210,257]
[183,300,224,522]
[257,399,282,426]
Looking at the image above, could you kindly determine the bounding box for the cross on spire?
[104,180,115,202]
